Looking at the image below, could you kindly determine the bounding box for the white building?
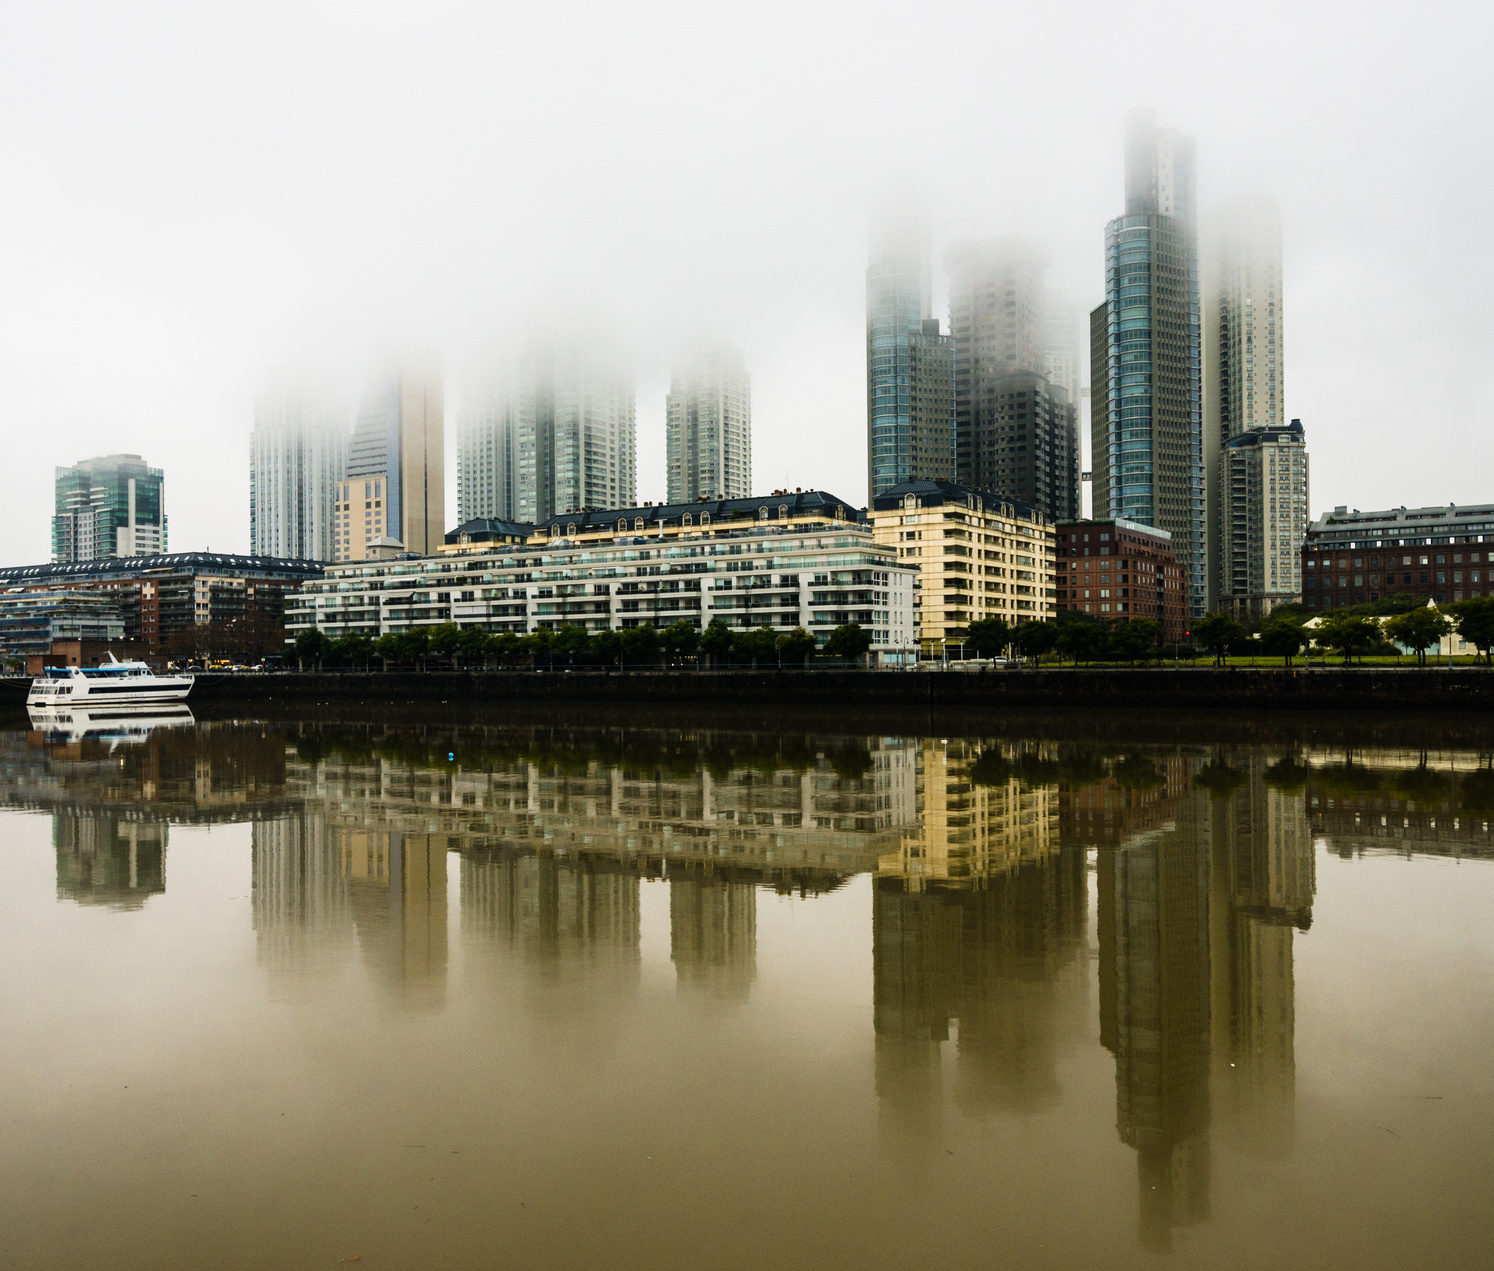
[249,380,347,562]
[665,344,751,503]
[1218,420,1310,618]
[1204,197,1291,608]
[287,491,917,660]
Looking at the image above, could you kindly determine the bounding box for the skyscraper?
[665,344,752,503]
[1203,199,1301,612]
[947,238,1080,520]
[52,454,166,563]
[339,359,444,561]
[1091,109,1205,619]
[249,380,347,561]
[457,347,635,526]
[867,205,954,500]
[1218,420,1310,617]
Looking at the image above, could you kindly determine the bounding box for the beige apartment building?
[868,477,1056,654]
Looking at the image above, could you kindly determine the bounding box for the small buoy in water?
[448,752,455,761]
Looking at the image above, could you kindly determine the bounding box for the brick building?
[1302,503,1494,610]
[1055,518,1188,645]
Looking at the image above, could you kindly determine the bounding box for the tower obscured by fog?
[343,358,444,558]
[1203,199,1308,614]
[458,347,635,525]
[52,454,166,563]
[249,379,346,561]
[867,205,955,500]
[946,238,1080,520]
[665,344,752,503]
[1091,108,1204,619]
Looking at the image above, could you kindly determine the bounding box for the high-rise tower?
[250,380,346,561]
[947,238,1080,521]
[52,454,167,563]
[665,344,752,503]
[339,358,444,561]
[1203,199,1303,613]
[867,205,954,500]
[1091,109,1205,619]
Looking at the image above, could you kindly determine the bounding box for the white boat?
[26,654,194,707]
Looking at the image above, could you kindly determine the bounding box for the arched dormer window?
[617,519,627,533]
[701,512,711,527]
[682,514,692,527]
[778,504,788,520]
[903,494,916,510]
[567,522,576,536]
[634,517,645,531]
[551,523,560,536]
[835,505,844,521]
[758,506,769,520]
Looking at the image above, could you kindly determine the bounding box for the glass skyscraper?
[52,453,166,563]
[1091,110,1205,619]
[866,206,953,501]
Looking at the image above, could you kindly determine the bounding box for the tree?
[620,623,661,664]
[374,632,403,664]
[553,623,592,659]
[293,627,328,668]
[1013,620,1059,663]
[699,620,734,665]
[485,632,523,665]
[1109,618,1160,665]
[328,633,374,667]
[1054,618,1100,665]
[1312,611,1380,665]
[457,625,490,663]
[427,622,463,658]
[734,625,780,667]
[591,628,623,666]
[1258,615,1307,667]
[1450,596,1494,664]
[825,623,873,664]
[965,617,1011,659]
[1384,605,1452,666]
[660,619,700,663]
[776,627,819,666]
[1195,612,1248,666]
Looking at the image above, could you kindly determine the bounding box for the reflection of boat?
[27,703,196,745]
[27,654,193,706]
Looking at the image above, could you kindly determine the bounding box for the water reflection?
[5,710,1494,1262]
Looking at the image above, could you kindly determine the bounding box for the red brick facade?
[1055,519,1188,645]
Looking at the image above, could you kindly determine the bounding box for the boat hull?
[26,678,194,706]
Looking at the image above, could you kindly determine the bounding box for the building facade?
[289,492,917,658]
[1302,502,1494,610]
[868,478,1057,653]
[458,347,636,528]
[1054,518,1188,646]
[249,380,347,561]
[946,238,1080,522]
[1091,109,1204,620]
[665,344,752,503]
[1218,420,1308,618]
[0,590,125,664]
[0,553,322,657]
[867,205,945,501]
[1203,198,1289,608]
[342,359,444,561]
[52,454,167,563]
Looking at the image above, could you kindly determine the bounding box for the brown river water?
[1,706,1491,1269]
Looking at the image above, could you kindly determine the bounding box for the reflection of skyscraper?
[53,813,165,909]
[337,828,449,1007]
[251,813,354,981]
[1099,797,1211,1253]
[669,872,757,1004]
[1208,762,1314,1159]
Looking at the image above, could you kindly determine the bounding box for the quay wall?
[42,668,1493,712]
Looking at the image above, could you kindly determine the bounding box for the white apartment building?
[1219,420,1310,618]
[665,344,752,503]
[287,491,917,659]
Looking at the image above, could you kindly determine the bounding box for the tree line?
[291,619,876,669]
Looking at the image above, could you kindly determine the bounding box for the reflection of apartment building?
[54,813,166,909]
[669,873,757,1004]
[877,739,1058,886]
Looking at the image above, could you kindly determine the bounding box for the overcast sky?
[0,0,1489,565]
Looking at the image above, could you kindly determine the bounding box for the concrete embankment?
[139,667,1494,713]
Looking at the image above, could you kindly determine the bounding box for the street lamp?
[940,637,947,669]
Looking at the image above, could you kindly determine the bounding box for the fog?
[0,0,1488,563]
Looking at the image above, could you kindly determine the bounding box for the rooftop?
[870,478,1045,523]
[0,552,325,587]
